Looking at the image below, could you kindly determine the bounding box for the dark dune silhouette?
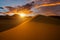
[31,15,60,25]
[0,15,21,32]
[49,16,60,19]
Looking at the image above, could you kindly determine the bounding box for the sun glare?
[19,13,26,18]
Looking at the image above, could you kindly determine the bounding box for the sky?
[0,0,60,16]
[0,0,30,12]
[33,0,60,16]
[0,0,29,6]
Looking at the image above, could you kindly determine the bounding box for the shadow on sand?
[0,15,21,32]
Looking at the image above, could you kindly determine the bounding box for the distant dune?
[49,16,60,19]
[31,15,60,25]
[0,15,21,32]
[0,15,60,32]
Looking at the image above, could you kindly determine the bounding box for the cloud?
[0,7,4,9]
[30,0,60,16]
[3,1,34,14]
[1,0,60,16]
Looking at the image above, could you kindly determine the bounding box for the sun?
[19,13,26,18]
